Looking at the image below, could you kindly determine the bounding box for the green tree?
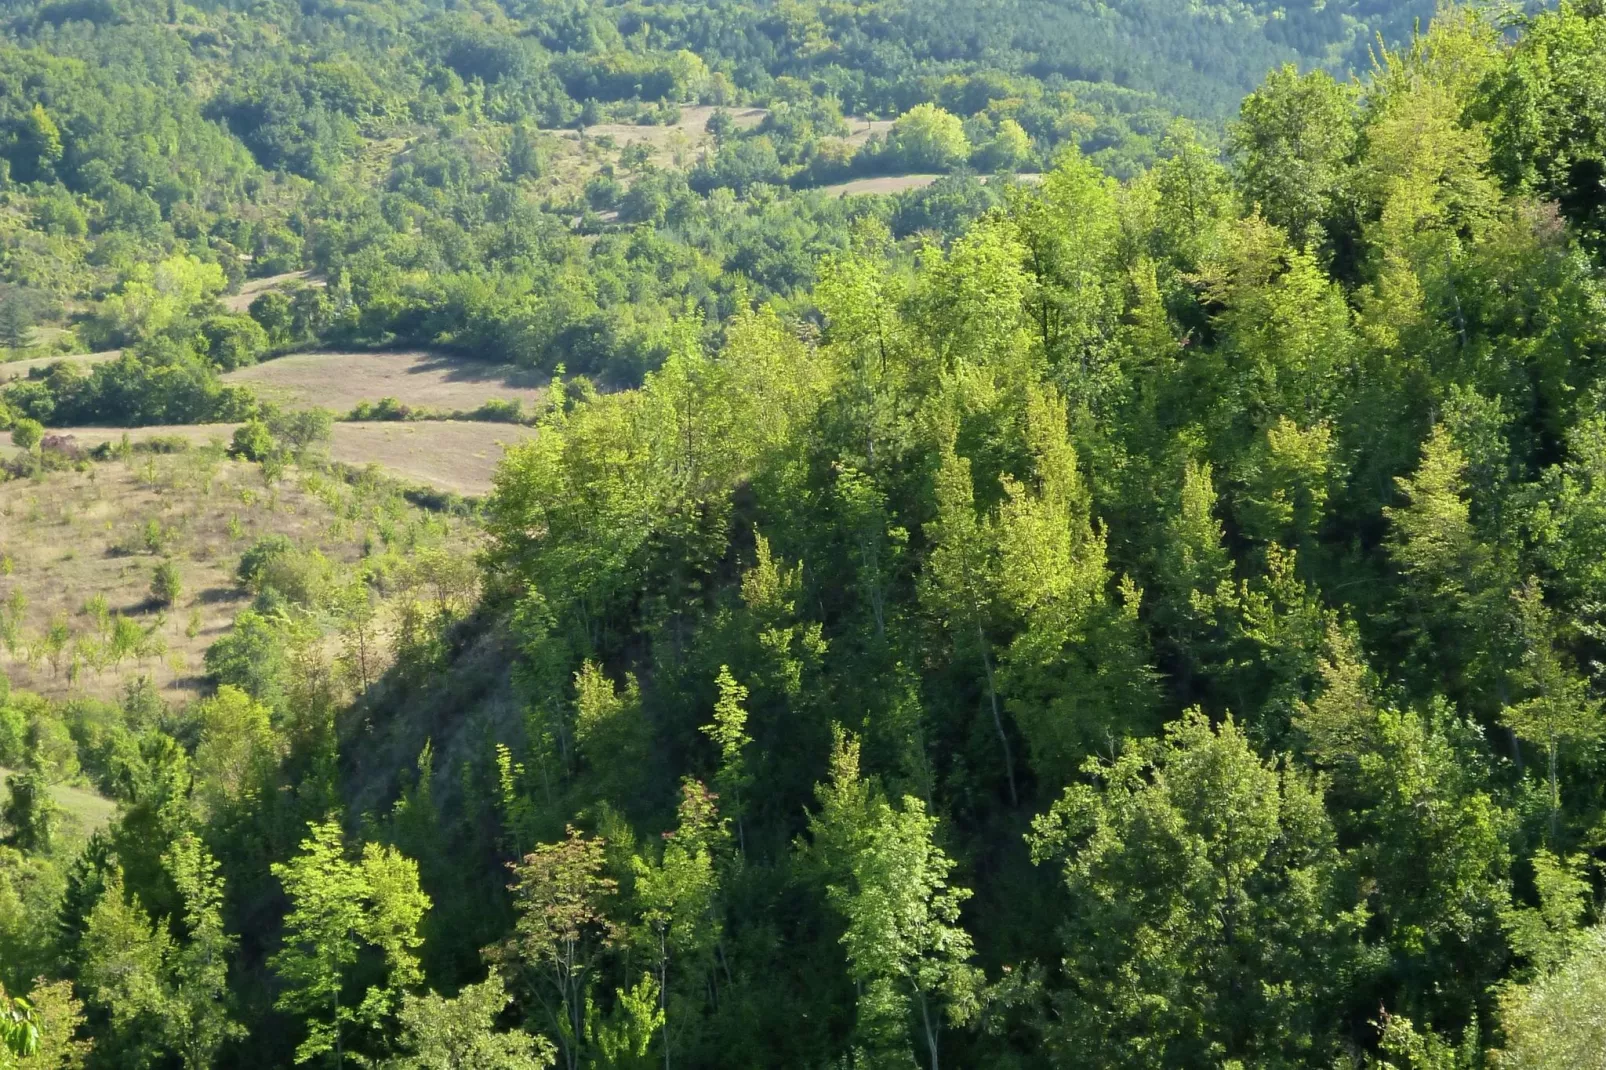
[1495,923,1606,1068]
[230,419,275,462]
[150,560,183,608]
[1499,580,1604,827]
[9,421,42,454]
[631,781,725,1070]
[270,820,430,1068]
[1028,709,1360,1066]
[700,667,753,855]
[80,837,244,1070]
[385,973,555,1070]
[0,761,55,855]
[809,726,981,1070]
[1,987,37,1065]
[921,442,1016,804]
[497,827,619,1070]
[0,297,35,355]
[1230,64,1357,249]
[886,104,970,171]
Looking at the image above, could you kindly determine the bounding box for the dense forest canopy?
[12,0,1606,1068]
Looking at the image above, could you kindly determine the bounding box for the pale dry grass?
[330,421,536,495]
[816,171,1043,198]
[223,351,548,414]
[221,270,321,313]
[0,454,359,702]
[0,350,121,383]
[32,419,533,496]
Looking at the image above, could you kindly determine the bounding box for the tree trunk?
[976,618,1018,806]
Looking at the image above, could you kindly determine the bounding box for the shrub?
[230,418,275,460]
[472,397,524,423]
[151,559,183,607]
[10,418,42,451]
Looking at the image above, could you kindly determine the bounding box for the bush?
[200,314,271,371]
[349,397,411,421]
[150,560,183,607]
[10,418,42,451]
[236,535,332,606]
[472,398,525,423]
[230,418,275,460]
[265,406,333,452]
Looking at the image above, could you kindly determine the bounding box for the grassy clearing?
[223,351,547,415]
[0,451,384,701]
[0,765,118,831]
[816,171,1044,198]
[0,350,121,383]
[221,270,320,313]
[329,420,536,495]
[25,419,533,496]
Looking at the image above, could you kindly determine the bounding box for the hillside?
[10,2,1606,1070]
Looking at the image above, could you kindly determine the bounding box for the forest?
[7,0,1606,1067]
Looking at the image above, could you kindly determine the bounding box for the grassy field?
[31,418,534,496]
[329,420,535,494]
[0,453,366,701]
[0,766,118,831]
[221,270,320,313]
[223,351,547,414]
[816,171,1044,198]
[0,350,121,383]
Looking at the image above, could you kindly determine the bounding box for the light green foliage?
[79,838,244,1070]
[584,974,662,1070]
[149,560,182,608]
[701,667,752,851]
[886,104,971,171]
[101,256,227,342]
[385,973,555,1070]
[1501,849,1591,976]
[230,419,275,463]
[8,421,41,453]
[1499,580,1603,820]
[810,727,980,1068]
[17,978,88,1069]
[1495,922,1606,1069]
[1238,417,1337,549]
[1230,64,1357,248]
[630,781,725,1065]
[1386,425,1514,700]
[270,820,430,1067]
[573,664,650,806]
[6,7,1606,1068]
[1007,147,1121,388]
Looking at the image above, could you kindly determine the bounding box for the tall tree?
[270,821,430,1068]
[809,728,981,1070]
[496,827,620,1070]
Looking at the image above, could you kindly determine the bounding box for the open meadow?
[0,444,482,703]
[0,453,361,700]
[222,350,547,414]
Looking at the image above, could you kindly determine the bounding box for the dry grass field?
[549,105,768,165]
[817,171,1044,198]
[30,419,534,496]
[0,350,120,383]
[0,443,486,703]
[329,420,536,494]
[222,270,320,313]
[0,453,363,701]
[224,351,548,414]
